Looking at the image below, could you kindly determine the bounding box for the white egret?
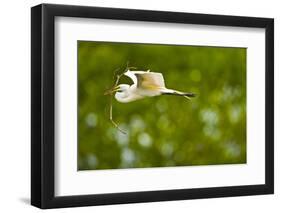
[105,68,196,134]
[108,69,196,103]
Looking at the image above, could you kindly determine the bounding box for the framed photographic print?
[31,3,274,209]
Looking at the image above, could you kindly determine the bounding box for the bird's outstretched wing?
[128,71,166,90]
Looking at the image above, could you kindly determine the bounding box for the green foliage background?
[78,41,246,170]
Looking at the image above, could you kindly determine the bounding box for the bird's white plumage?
[125,70,165,89]
[108,69,195,134]
[124,70,138,85]
[114,70,194,103]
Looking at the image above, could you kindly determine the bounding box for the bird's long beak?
[104,85,120,95]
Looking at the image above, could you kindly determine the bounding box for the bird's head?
[104,84,130,95]
[113,84,131,103]
[114,84,130,95]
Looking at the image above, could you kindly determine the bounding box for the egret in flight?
[105,68,196,134]
[107,69,196,103]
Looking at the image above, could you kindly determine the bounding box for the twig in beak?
[126,61,137,71]
[109,94,127,134]
[107,67,127,134]
[104,85,120,95]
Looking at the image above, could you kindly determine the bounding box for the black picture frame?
[31,3,274,209]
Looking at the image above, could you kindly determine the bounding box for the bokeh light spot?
[85,113,98,128]
[138,132,152,148]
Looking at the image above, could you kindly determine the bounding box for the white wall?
[0,0,279,212]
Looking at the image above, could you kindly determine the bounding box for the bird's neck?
[115,92,142,103]
[115,85,142,103]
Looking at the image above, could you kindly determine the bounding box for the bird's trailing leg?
[162,89,196,101]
